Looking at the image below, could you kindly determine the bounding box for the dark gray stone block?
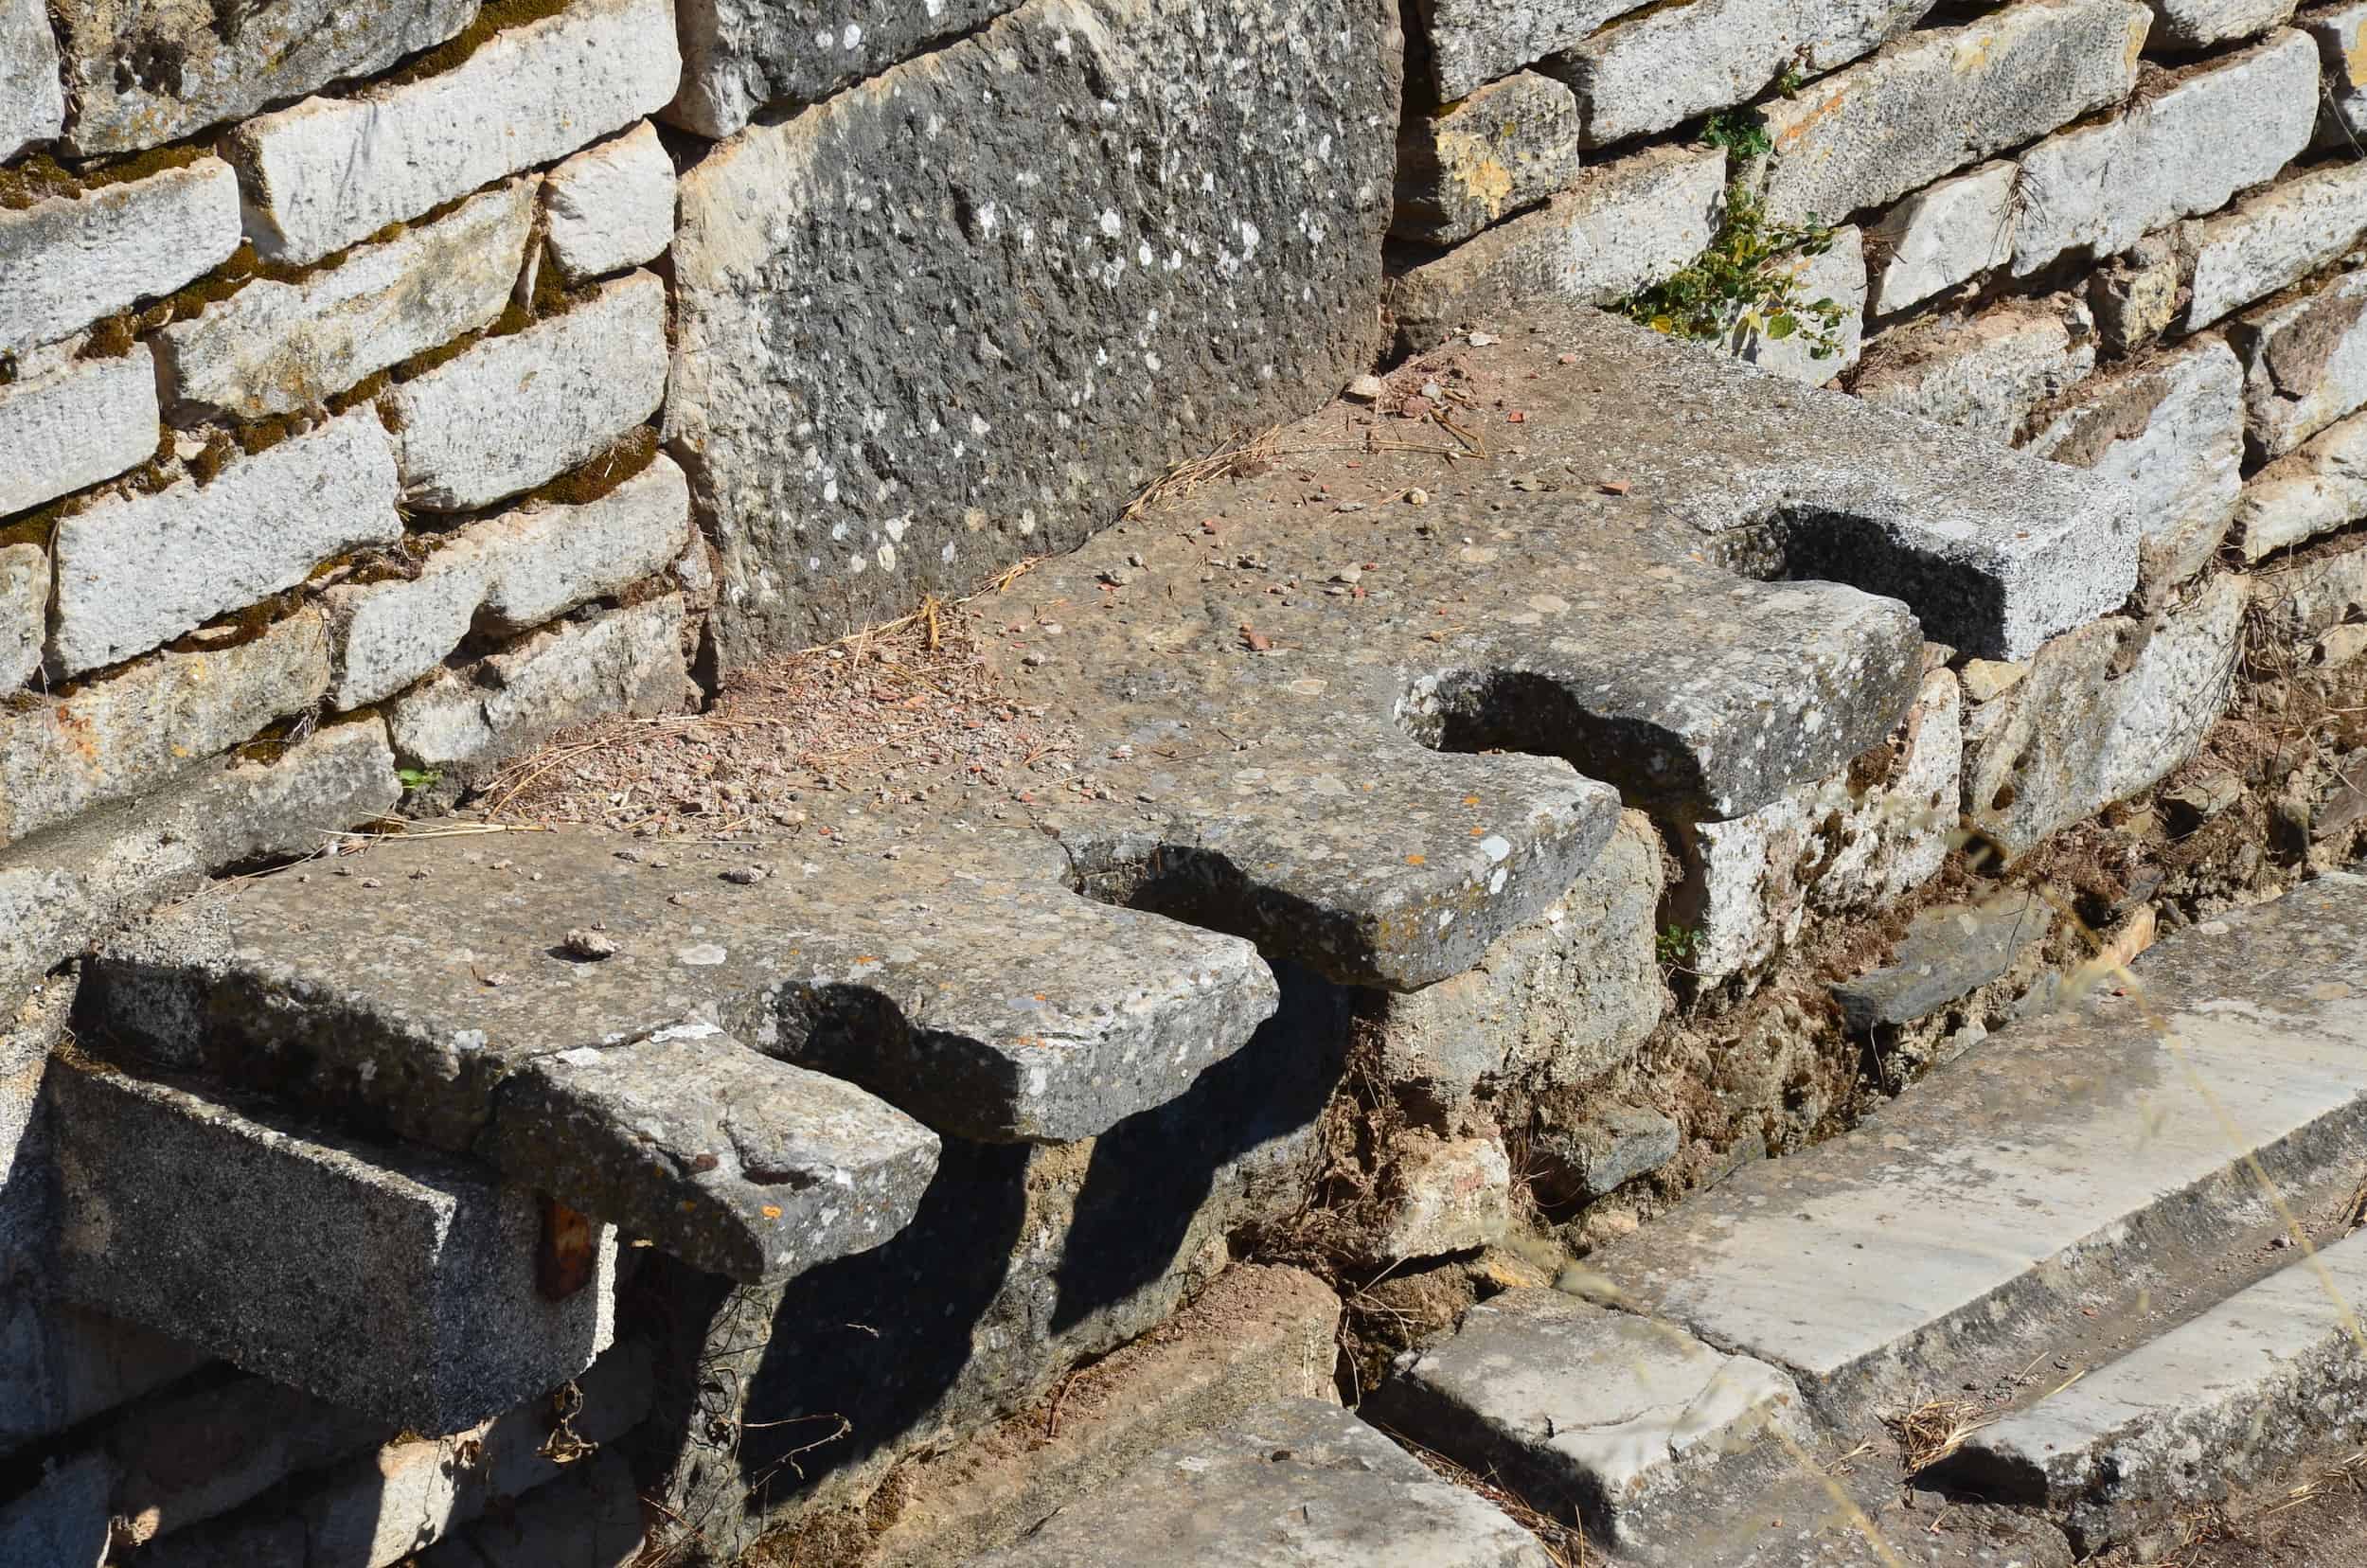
[1832,890,2049,1031]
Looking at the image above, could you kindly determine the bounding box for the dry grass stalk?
[1885,1397,1993,1472]
[1379,1426,1592,1568]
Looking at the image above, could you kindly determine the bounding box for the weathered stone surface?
[156,179,535,421]
[102,1377,384,1550]
[2091,234,2184,355]
[2235,405,2367,559]
[1370,811,1664,1111]
[1759,0,2148,224]
[2145,0,2299,48]
[1546,0,1935,149]
[0,1448,113,1568]
[0,543,44,691]
[2307,0,2367,146]
[1675,668,1959,984]
[669,0,1020,140]
[1594,873,2367,1412]
[2184,159,2367,330]
[0,158,242,359]
[2023,336,2246,587]
[492,1021,941,1283]
[1393,71,1583,248]
[52,0,479,156]
[387,595,687,773]
[48,1054,614,1432]
[1389,144,1725,354]
[1415,0,1640,101]
[328,455,689,708]
[1943,1227,2367,1550]
[0,1297,209,1457]
[2230,268,2367,457]
[1965,575,2244,860]
[48,413,400,676]
[1833,890,2048,1031]
[1375,1290,1802,1545]
[2012,31,2319,276]
[543,120,675,284]
[666,0,1398,658]
[228,0,679,267]
[1866,161,2016,316]
[970,1397,1554,1566]
[1532,1100,1681,1200]
[1853,295,2096,444]
[1726,224,1865,383]
[2251,541,2367,635]
[0,350,158,521]
[0,0,63,159]
[418,1451,645,1568]
[1377,1133,1511,1258]
[0,611,333,849]
[386,271,667,511]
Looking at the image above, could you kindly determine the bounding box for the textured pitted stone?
[2230,268,2367,457]
[2091,235,2184,355]
[0,720,399,1014]
[1533,1100,1681,1199]
[1832,890,2048,1031]
[1675,668,1959,985]
[669,0,1019,140]
[1758,0,2149,224]
[2023,336,2246,587]
[0,611,332,848]
[2235,406,2367,559]
[47,413,400,676]
[52,0,479,156]
[1393,71,1584,248]
[1545,0,1936,149]
[0,543,45,690]
[1726,224,1866,383]
[2146,0,2299,47]
[969,1397,1555,1567]
[1866,161,2017,316]
[47,1054,614,1433]
[2010,30,2319,277]
[1,0,63,159]
[328,455,689,708]
[0,350,158,519]
[1852,295,2096,444]
[1374,1290,1803,1545]
[1377,1133,1512,1258]
[0,158,242,359]
[155,179,535,422]
[2183,160,2367,330]
[1591,873,2367,1413]
[492,1022,941,1283]
[2309,0,2367,146]
[1415,0,1641,101]
[418,1450,645,1568]
[88,825,1280,1149]
[228,0,679,267]
[386,595,688,772]
[543,120,676,284]
[2251,543,2367,635]
[385,271,667,511]
[1389,143,1725,354]
[665,0,1398,658]
[1965,574,2244,860]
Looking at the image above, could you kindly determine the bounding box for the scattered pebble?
[1345,373,1387,400]
[721,865,767,885]
[561,928,617,960]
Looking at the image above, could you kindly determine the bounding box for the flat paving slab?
[965,1397,1553,1567]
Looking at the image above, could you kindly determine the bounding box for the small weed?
[1697,107,1773,162]
[1774,64,1806,98]
[1613,173,1846,362]
[1655,923,1701,968]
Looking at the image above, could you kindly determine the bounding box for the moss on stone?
[530,425,661,508]
[0,141,213,211]
[374,0,578,92]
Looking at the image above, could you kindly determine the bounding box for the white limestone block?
[2306,1,2367,148]
[1419,0,1646,101]
[1866,161,2017,315]
[543,121,676,284]
[1,0,63,160]
[0,350,158,517]
[1727,225,1867,384]
[1854,296,2096,444]
[2012,31,2319,276]
[2234,408,2367,560]
[384,271,670,511]
[2182,161,2367,330]
[2230,269,2367,458]
[228,0,681,267]
[0,158,241,359]
[47,414,400,676]
[155,180,535,421]
[2146,0,2297,50]
[0,544,43,690]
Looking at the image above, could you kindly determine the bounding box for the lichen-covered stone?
[2145,0,2298,49]
[2306,0,2367,147]
[1726,224,1865,384]
[327,455,690,709]
[51,0,480,156]
[2183,160,2367,331]
[0,0,63,160]
[1866,161,2017,316]
[2091,235,2184,355]
[2229,267,2367,457]
[1758,0,2149,224]
[0,350,158,521]
[668,0,1020,140]
[0,611,332,848]
[542,120,676,284]
[2234,405,2367,559]
[2023,336,2245,587]
[1389,143,1725,354]
[0,158,241,359]
[228,0,679,266]
[386,271,668,511]
[1415,0,1643,101]
[1546,0,1935,149]
[1853,295,2096,444]
[156,179,534,422]
[48,413,400,676]
[0,544,42,691]
[1393,71,1583,247]
[2010,30,2319,276]
[665,0,1398,661]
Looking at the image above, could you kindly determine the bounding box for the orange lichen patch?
[760,1204,783,1220]
[1406,853,1427,864]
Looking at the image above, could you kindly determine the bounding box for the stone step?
[962,1397,1555,1566]
[1934,1229,2367,1554]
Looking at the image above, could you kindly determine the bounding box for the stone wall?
[3,0,2366,1562]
